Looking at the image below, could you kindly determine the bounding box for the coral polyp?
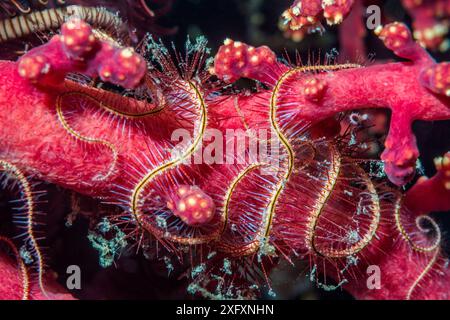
[0,0,449,301]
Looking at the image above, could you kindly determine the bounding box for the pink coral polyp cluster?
[280,0,354,41]
[167,185,216,226]
[18,18,146,89]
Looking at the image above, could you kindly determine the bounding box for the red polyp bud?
[279,0,355,42]
[383,157,417,186]
[17,55,50,81]
[60,18,96,59]
[375,22,413,52]
[420,62,450,97]
[212,39,284,85]
[61,18,147,88]
[322,0,354,25]
[167,185,216,227]
[281,0,322,30]
[302,77,327,102]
